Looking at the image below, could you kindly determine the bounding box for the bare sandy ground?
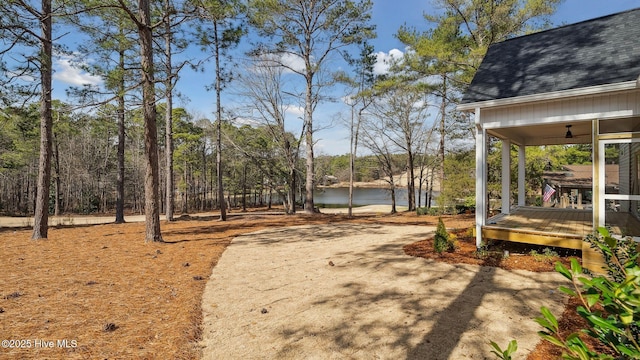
[0,214,153,227]
[0,205,400,228]
[200,223,567,359]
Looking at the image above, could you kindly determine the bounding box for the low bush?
[529,247,559,263]
[416,206,465,216]
[491,227,640,359]
[434,218,456,253]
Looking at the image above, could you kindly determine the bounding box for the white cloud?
[232,116,261,127]
[285,104,304,118]
[373,48,404,75]
[280,53,306,73]
[53,56,102,86]
[248,52,306,74]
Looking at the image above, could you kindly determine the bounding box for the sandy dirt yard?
[200,223,567,359]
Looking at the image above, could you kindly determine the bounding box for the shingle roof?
[461,8,640,104]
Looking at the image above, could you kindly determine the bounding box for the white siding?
[480,90,640,129]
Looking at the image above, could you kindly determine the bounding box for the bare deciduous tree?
[370,80,430,212]
[236,56,303,214]
[248,0,375,214]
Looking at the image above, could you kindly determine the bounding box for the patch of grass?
[529,247,559,263]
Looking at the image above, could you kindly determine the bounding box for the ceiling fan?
[565,125,573,138]
[539,124,590,142]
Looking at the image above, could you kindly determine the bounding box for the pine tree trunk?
[31,0,53,240]
[115,80,126,223]
[348,107,355,217]
[214,20,227,221]
[138,0,162,242]
[439,74,447,200]
[53,133,61,216]
[164,1,175,222]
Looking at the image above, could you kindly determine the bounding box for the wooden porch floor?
[482,207,640,272]
[483,207,592,250]
[483,206,640,250]
[488,207,593,237]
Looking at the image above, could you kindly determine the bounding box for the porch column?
[518,145,526,206]
[475,108,486,248]
[501,139,511,214]
[593,119,603,228]
[585,118,606,273]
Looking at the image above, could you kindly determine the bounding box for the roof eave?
[457,80,638,112]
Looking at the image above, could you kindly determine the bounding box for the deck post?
[583,119,605,273]
[475,108,486,248]
[501,139,511,214]
[518,145,526,206]
[594,119,603,229]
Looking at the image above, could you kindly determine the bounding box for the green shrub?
[584,228,639,282]
[490,227,640,359]
[448,233,459,251]
[534,196,542,207]
[455,204,475,214]
[416,207,455,216]
[529,247,559,263]
[434,218,456,253]
[539,228,640,359]
[420,206,458,216]
[465,227,475,238]
[489,340,517,360]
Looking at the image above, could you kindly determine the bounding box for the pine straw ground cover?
[0,209,591,359]
[0,209,446,359]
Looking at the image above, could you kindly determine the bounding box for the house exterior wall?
[478,90,640,130]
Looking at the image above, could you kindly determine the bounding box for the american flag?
[543,184,556,202]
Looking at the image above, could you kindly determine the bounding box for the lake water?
[313,187,437,208]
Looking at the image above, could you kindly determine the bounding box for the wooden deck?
[484,207,592,250]
[482,207,640,272]
[485,207,640,239]
[489,207,594,236]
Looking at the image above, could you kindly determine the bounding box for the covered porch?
[470,117,640,272]
[457,9,640,272]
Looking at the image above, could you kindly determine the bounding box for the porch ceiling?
[487,121,593,146]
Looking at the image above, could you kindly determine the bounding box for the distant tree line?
[0,102,309,215]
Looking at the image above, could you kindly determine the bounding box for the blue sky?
[52,0,640,156]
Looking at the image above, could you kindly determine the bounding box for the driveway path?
[200,224,567,359]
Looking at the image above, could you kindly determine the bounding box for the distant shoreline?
[319,204,408,214]
[317,181,389,189]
